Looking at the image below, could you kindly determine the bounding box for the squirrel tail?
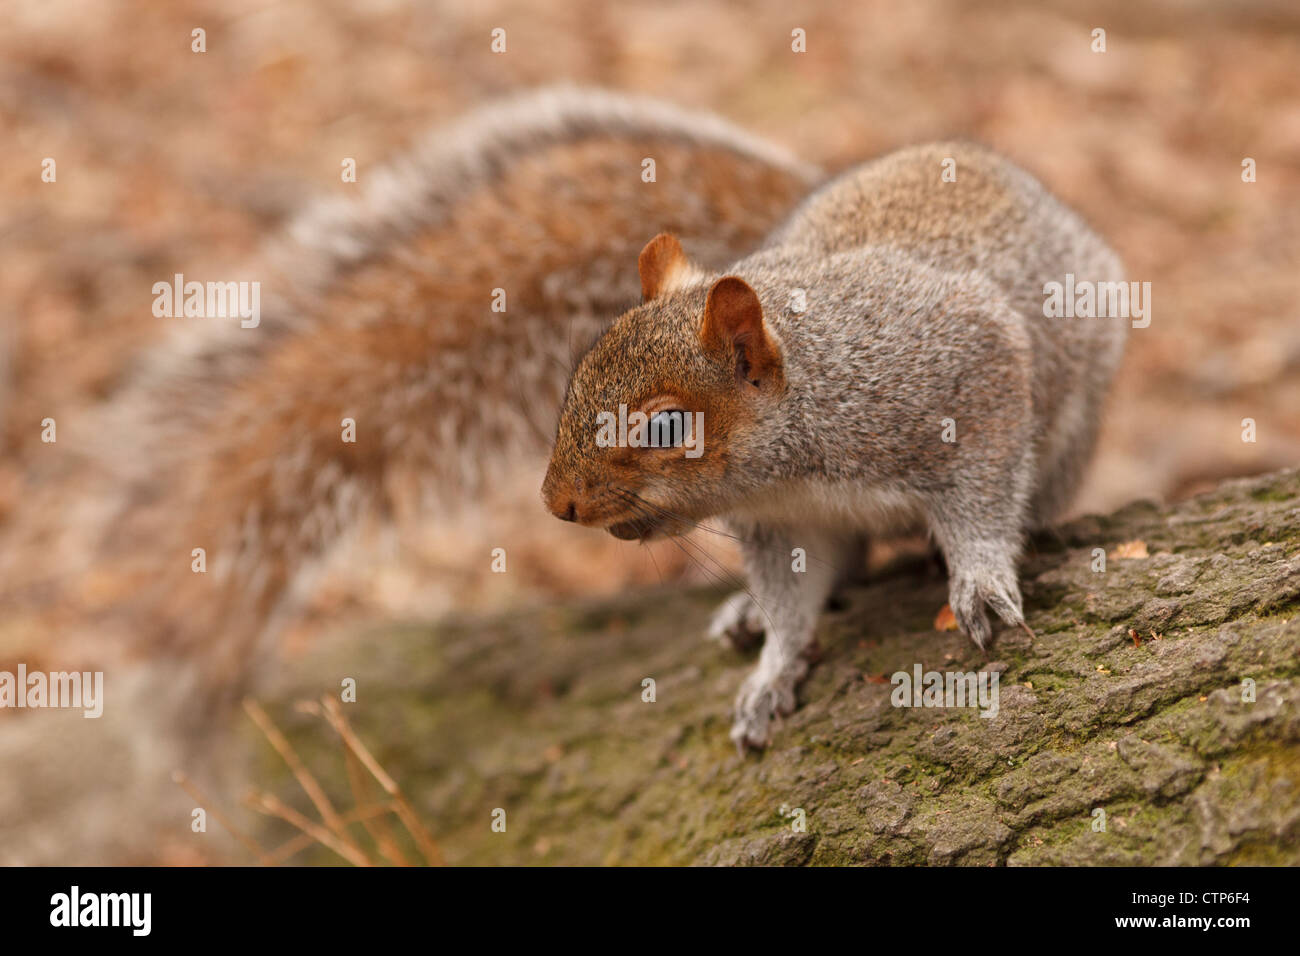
[0,89,820,861]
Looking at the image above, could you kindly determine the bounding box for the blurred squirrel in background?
[0,88,820,862]
[543,142,1127,751]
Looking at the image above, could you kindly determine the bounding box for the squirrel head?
[542,234,785,541]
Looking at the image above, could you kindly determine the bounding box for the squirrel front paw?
[729,658,807,753]
[707,591,766,651]
[948,564,1024,649]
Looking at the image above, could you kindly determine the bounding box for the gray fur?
[547,141,1128,751]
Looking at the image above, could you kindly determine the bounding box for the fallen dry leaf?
[933,603,959,631]
[1111,540,1150,560]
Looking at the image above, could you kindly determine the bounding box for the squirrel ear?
[638,234,699,301]
[700,276,782,389]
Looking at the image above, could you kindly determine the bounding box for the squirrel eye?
[648,410,689,448]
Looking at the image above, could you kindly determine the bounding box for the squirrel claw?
[730,721,771,756]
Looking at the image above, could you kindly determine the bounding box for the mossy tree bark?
[253,469,1300,865]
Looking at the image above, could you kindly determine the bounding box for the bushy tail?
[0,88,819,861]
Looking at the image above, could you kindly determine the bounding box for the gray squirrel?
[542,141,1128,751]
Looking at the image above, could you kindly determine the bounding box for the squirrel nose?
[554,501,577,522]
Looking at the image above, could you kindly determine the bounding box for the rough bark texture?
[253,469,1300,865]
